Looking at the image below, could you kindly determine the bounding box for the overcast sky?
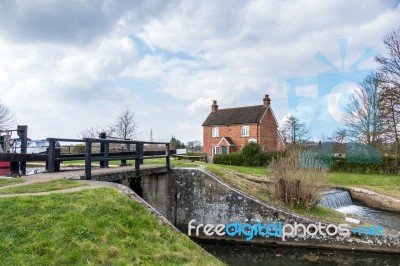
[0,0,399,143]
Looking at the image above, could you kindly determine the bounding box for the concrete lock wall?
[141,173,176,224]
[137,168,399,252]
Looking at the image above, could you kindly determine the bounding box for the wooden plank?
[0,153,48,162]
[57,150,167,161]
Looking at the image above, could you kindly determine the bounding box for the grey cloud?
[0,0,179,44]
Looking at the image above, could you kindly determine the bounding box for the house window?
[241,125,250,137]
[211,127,219,138]
[212,146,219,155]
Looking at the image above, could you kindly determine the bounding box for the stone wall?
[88,167,400,253]
[141,168,400,253]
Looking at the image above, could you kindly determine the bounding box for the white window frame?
[212,146,219,155]
[241,125,250,137]
[211,127,219,138]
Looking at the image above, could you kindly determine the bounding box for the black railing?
[46,137,172,180]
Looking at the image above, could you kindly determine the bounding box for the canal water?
[337,200,400,232]
[196,241,400,266]
[320,189,400,232]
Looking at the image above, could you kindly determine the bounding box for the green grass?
[0,179,86,194]
[290,205,345,224]
[0,178,24,187]
[206,163,268,176]
[327,172,400,198]
[0,188,223,265]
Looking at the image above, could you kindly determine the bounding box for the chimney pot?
[212,100,218,113]
[263,94,271,107]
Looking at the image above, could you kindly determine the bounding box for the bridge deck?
[7,165,169,182]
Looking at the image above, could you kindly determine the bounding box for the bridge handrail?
[82,138,169,145]
[46,137,171,179]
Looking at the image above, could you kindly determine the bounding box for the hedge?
[213,150,400,174]
[213,150,286,167]
[331,156,400,174]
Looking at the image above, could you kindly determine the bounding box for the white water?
[320,189,400,231]
[319,190,353,209]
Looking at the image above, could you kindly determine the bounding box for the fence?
[46,138,172,179]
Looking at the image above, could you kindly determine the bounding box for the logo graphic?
[188,219,383,241]
[286,39,373,138]
[286,39,382,166]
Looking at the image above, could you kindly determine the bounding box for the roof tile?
[202,105,266,126]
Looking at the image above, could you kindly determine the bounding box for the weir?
[319,190,353,209]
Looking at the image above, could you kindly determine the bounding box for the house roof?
[217,137,236,146]
[202,105,267,126]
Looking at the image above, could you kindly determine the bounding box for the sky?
[0,0,399,144]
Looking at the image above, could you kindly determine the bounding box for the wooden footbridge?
[0,126,174,180]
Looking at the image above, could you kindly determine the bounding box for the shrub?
[269,148,326,210]
[242,143,262,166]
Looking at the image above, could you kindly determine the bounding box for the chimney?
[263,94,271,108]
[211,100,218,113]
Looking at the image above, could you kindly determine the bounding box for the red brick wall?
[259,108,282,151]
[203,124,258,155]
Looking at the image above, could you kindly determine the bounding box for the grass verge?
[0,178,24,187]
[327,172,400,198]
[0,179,86,194]
[0,188,223,265]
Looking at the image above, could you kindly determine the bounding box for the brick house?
[202,94,284,156]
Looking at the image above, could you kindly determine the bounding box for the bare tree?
[342,74,383,146]
[0,100,15,130]
[375,28,400,156]
[375,27,400,89]
[380,84,400,155]
[113,108,137,140]
[329,128,348,154]
[331,128,347,144]
[280,115,311,145]
[78,124,115,139]
[78,108,137,140]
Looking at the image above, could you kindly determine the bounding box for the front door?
[221,146,227,155]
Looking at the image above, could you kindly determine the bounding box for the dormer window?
[212,127,219,138]
[241,125,249,137]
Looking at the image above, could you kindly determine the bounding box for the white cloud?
[0,0,398,142]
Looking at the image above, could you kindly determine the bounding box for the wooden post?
[85,139,92,180]
[55,145,60,172]
[120,140,127,167]
[135,143,142,176]
[99,132,108,168]
[166,143,170,170]
[17,125,27,175]
[104,142,109,168]
[139,143,144,165]
[47,139,56,172]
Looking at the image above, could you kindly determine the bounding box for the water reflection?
[197,241,400,266]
